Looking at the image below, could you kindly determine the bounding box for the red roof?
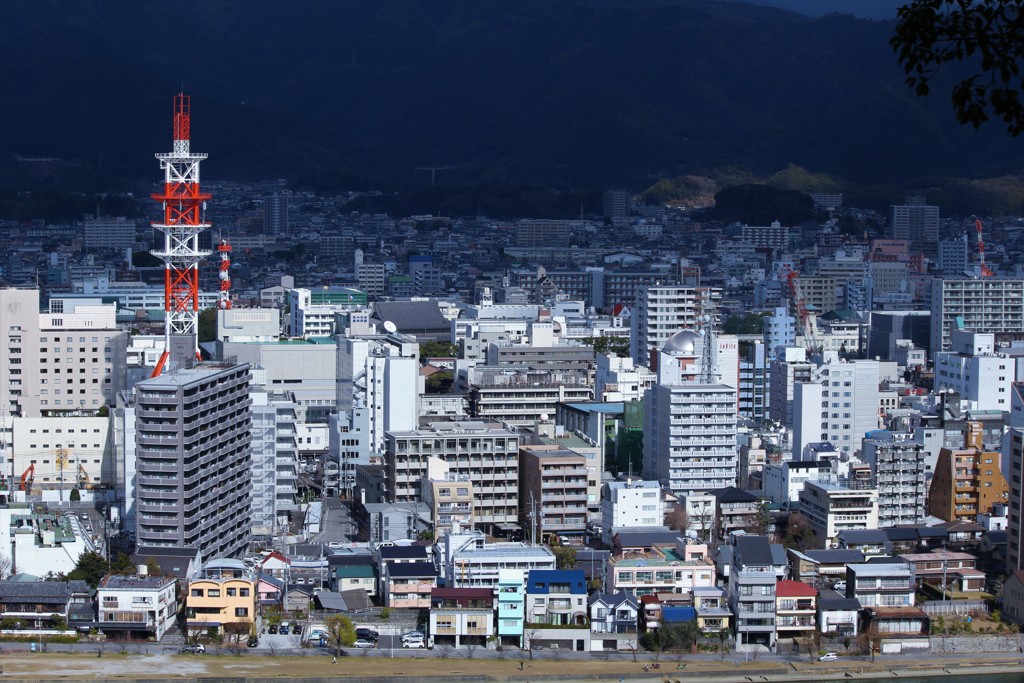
[640,594,661,604]
[775,580,817,597]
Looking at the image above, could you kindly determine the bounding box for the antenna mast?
[698,288,715,384]
[150,93,211,376]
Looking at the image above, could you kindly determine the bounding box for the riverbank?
[0,651,1022,682]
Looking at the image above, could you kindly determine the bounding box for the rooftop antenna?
[698,289,715,384]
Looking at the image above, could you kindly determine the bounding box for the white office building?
[935,329,1017,411]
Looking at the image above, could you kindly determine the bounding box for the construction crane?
[19,464,34,492]
[975,218,994,277]
[783,265,819,352]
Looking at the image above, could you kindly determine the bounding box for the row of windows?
[40,336,112,343]
[190,587,251,598]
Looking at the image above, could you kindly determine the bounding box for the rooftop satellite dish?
[383,320,397,334]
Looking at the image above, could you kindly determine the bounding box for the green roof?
[335,565,375,578]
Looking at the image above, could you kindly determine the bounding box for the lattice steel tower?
[150,93,211,376]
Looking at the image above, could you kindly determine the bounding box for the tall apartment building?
[515,220,572,247]
[928,425,1009,524]
[890,198,939,254]
[739,340,769,425]
[133,363,252,558]
[643,381,738,498]
[249,391,277,538]
[83,216,137,250]
[631,285,721,367]
[740,221,790,250]
[728,535,781,652]
[603,190,631,224]
[386,421,520,525]
[263,191,289,236]
[1006,383,1024,572]
[930,278,1024,354]
[860,436,928,528]
[519,445,589,544]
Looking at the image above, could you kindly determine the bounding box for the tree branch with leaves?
[892,0,1024,134]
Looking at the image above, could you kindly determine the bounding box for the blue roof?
[562,402,625,414]
[526,569,587,595]
[662,606,696,623]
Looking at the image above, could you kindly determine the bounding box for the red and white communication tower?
[150,93,212,377]
[217,239,232,310]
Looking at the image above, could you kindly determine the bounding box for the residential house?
[728,535,779,652]
[639,594,661,633]
[283,585,314,614]
[937,520,985,550]
[845,561,915,608]
[711,487,763,535]
[588,591,639,651]
[382,562,437,609]
[693,586,730,633]
[774,580,817,647]
[0,579,92,631]
[836,529,892,558]
[429,587,494,647]
[256,574,284,613]
[865,606,930,651]
[898,550,987,597]
[377,545,430,595]
[883,525,948,554]
[96,574,177,641]
[185,559,257,634]
[526,569,588,626]
[788,548,865,586]
[333,564,376,597]
[259,551,291,582]
[495,568,525,648]
[816,589,860,637]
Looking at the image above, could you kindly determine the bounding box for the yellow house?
[185,559,257,633]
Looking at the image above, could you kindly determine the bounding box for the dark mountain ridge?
[3,0,1022,193]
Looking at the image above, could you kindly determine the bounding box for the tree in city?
[552,545,577,570]
[110,552,136,575]
[197,307,218,343]
[223,620,251,648]
[66,550,110,588]
[665,505,689,533]
[0,551,11,580]
[323,614,356,657]
[781,511,817,551]
[892,0,1024,135]
[69,488,81,502]
[584,336,630,358]
[743,503,771,537]
[419,341,458,362]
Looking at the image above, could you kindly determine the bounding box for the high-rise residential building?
[792,358,885,459]
[930,278,1024,354]
[860,436,928,528]
[938,235,970,275]
[248,391,277,539]
[133,363,252,558]
[631,286,721,367]
[519,445,589,544]
[84,216,137,250]
[603,190,631,225]
[1006,383,1024,572]
[929,424,1009,524]
[643,380,738,498]
[386,421,520,525]
[889,197,939,255]
[740,221,790,250]
[739,340,769,425]
[263,191,289,236]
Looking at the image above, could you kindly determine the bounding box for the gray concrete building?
[133,363,252,558]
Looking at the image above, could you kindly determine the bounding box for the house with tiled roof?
[589,591,639,651]
[774,580,817,647]
[0,579,92,631]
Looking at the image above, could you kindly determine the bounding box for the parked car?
[353,638,375,649]
[247,636,259,648]
[401,636,425,649]
[356,628,379,642]
[268,624,279,634]
[279,625,290,635]
[401,630,425,642]
[819,652,838,662]
[180,644,206,654]
[832,581,847,592]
